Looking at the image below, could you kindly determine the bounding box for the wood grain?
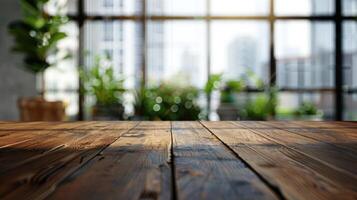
[201,121,357,200]
[0,122,138,172]
[172,121,278,200]
[264,121,357,154]
[48,121,172,200]
[233,121,357,177]
[232,122,357,191]
[0,121,356,200]
[0,122,137,200]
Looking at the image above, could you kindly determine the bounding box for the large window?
[47,0,356,120]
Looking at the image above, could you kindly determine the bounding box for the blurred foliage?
[8,0,68,73]
[204,74,223,95]
[294,101,319,116]
[134,84,202,120]
[220,80,245,103]
[80,55,125,106]
[205,71,278,120]
[241,87,278,120]
[205,74,245,103]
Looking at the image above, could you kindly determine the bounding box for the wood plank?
[233,121,357,177]
[136,121,171,129]
[229,122,357,186]
[0,121,132,131]
[0,122,75,130]
[0,129,97,173]
[198,121,238,129]
[291,121,357,129]
[0,122,138,200]
[172,121,203,129]
[201,121,357,200]
[0,121,136,150]
[48,121,172,200]
[0,122,93,148]
[172,121,278,200]
[264,121,357,154]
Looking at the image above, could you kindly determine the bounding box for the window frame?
[60,0,352,120]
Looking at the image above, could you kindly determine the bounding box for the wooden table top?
[0,121,356,200]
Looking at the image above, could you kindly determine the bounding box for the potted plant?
[217,80,246,120]
[8,0,69,121]
[133,83,202,121]
[239,83,278,121]
[294,101,323,121]
[81,55,125,120]
[205,74,245,120]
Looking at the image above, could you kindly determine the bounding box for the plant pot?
[217,103,239,121]
[18,97,66,121]
[92,104,124,121]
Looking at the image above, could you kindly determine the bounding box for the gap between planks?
[198,121,286,200]
[202,121,357,199]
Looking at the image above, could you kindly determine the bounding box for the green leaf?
[20,0,41,17]
[24,17,46,29]
[8,0,67,74]
[204,73,222,94]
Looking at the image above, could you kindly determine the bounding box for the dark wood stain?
[0,121,355,200]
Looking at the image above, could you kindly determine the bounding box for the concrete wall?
[0,0,37,120]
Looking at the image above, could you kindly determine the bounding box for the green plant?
[241,87,278,120]
[294,102,319,116]
[220,80,245,103]
[204,74,223,96]
[205,72,278,120]
[134,84,202,120]
[205,74,245,104]
[81,55,125,106]
[8,0,68,74]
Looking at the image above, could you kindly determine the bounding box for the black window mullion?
[269,0,277,116]
[142,0,147,89]
[78,0,85,121]
[335,0,344,120]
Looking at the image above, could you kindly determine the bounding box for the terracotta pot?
[18,97,66,121]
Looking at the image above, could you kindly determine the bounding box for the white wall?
[0,0,37,120]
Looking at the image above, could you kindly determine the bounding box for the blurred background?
[0,0,356,121]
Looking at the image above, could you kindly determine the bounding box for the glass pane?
[211,21,270,85]
[44,22,79,118]
[345,94,357,120]
[276,21,335,89]
[343,21,357,89]
[211,0,269,16]
[343,21,357,121]
[147,0,206,16]
[84,21,139,89]
[46,0,78,15]
[45,22,78,92]
[277,92,334,120]
[343,0,357,16]
[45,22,79,91]
[85,0,138,15]
[84,21,140,119]
[275,0,334,16]
[147,21,207,88]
